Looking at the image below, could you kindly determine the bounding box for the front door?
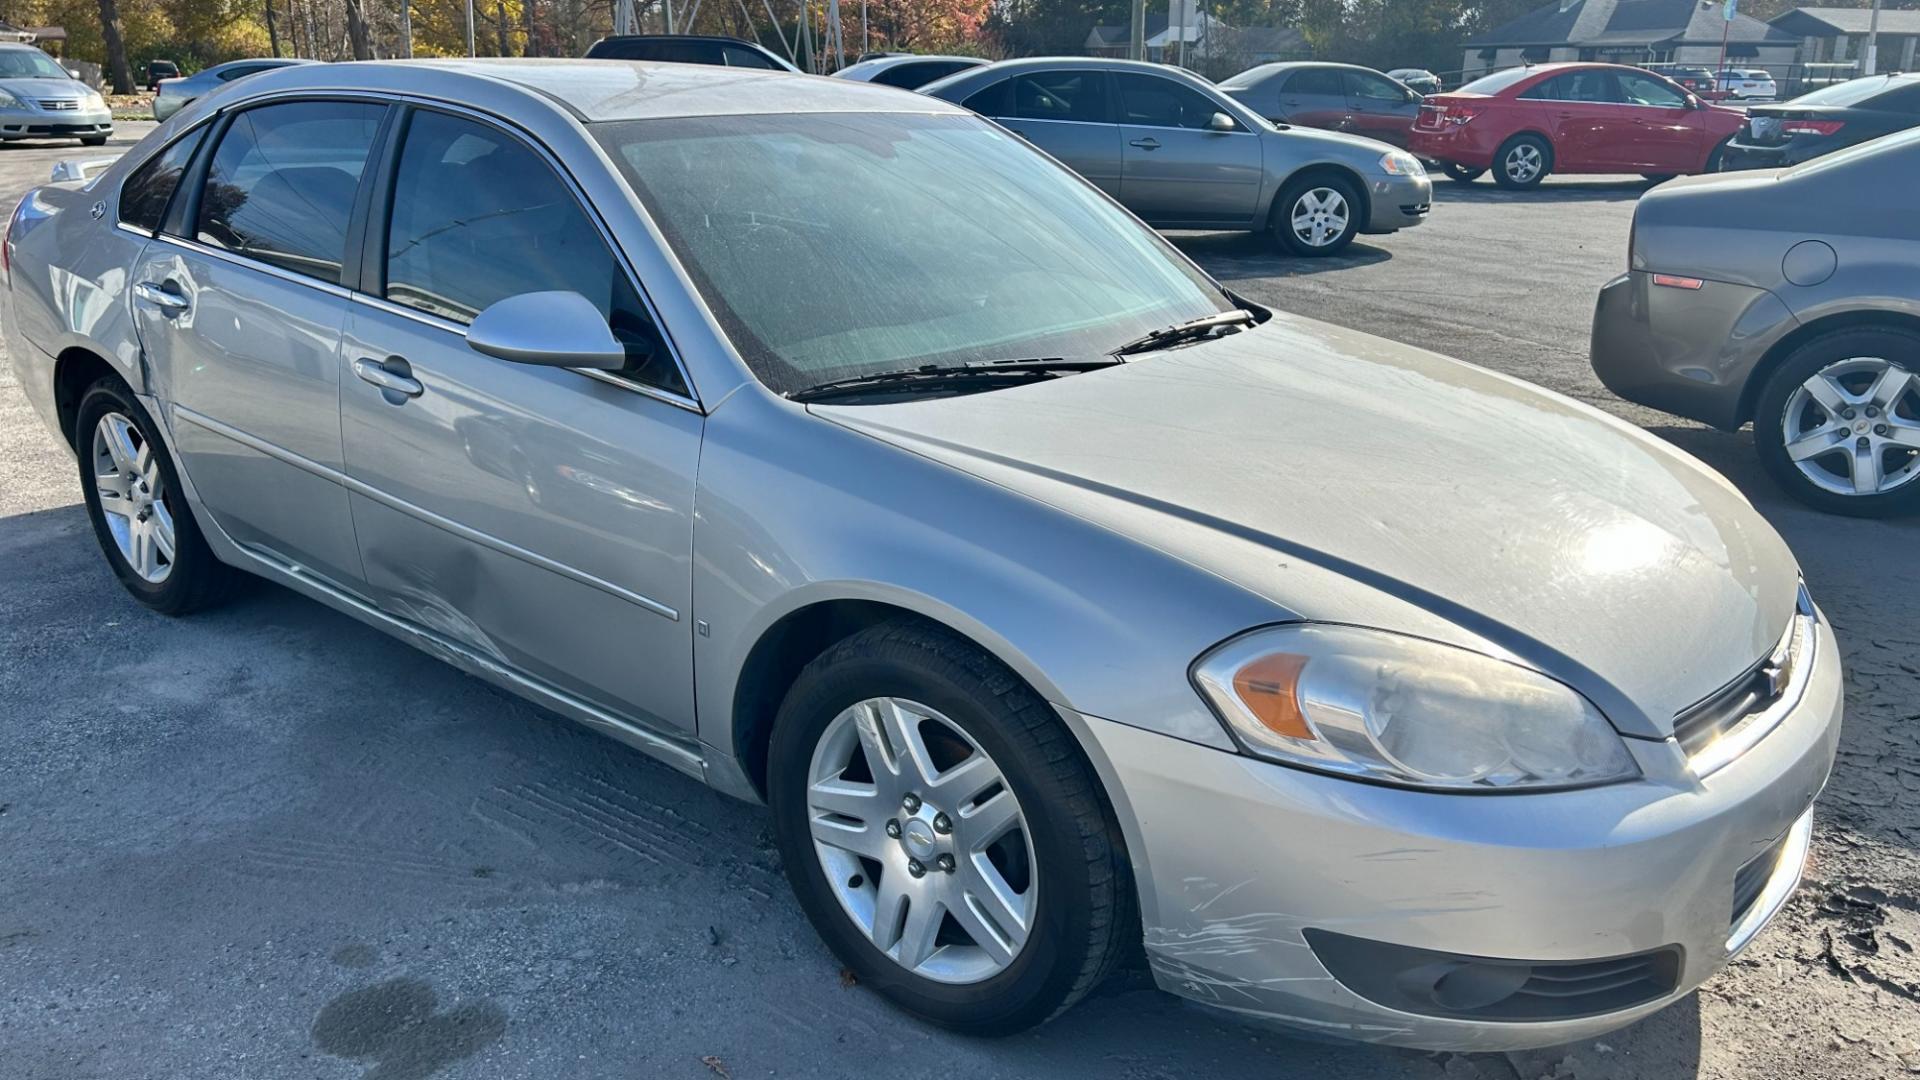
[1114,72,1263,226]
[1615,70,1707,172]
[339,106,702,735]
[131,99,388,591]
[1343,69,1420,148]
[974,69,1123,196]
[1524,69,1634,170]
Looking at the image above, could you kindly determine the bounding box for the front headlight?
[0,88,20,107]
[1192,624,1640,791]
[1379,151,1426,177]
[84,91,105,110]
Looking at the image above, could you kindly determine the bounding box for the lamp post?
[1865,0,1883,75]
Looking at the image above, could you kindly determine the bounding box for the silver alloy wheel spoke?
[91,412,173,583]
[805,695,1036,984]
[1291,188,1348,247]
[1781,356,1920,497]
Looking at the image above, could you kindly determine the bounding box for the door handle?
[353,356,423,400]
[133,280,189,314]
[1129,137,1160,150]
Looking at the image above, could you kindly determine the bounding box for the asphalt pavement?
[2,125,1916,1080]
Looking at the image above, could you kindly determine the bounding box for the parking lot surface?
[3,126,1916,1080]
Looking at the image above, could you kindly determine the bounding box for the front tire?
[1493,134,1552,189]
[75,378,239,612]
[1272,173,1362,257]
[768,619,1132,1034]
[81,135,108,146]
[1753,328,1920,517]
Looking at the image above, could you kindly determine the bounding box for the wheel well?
[1272,164,1371,231]
[731,599,935,799]
[1498,130,1553,155]
[52,347,121,450]
[1738,309,1920,425]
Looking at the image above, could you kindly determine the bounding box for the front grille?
[1732,831,1790,930]
[37,99,78,111]
[1672,612,1806,773]
[1305,929,1682,1023]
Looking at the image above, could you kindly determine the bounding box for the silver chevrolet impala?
[4,59,1840,1049]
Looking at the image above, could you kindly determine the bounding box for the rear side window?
[1522,70,1618,103]
[382,110,684,394]
[872,61,950,88]
[962,78,1012,115]
[194,100,385,284]
[119,129,203,233]
[1285,68,1343,96]
[1010,70,1110,123]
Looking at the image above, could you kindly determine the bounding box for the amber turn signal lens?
[1231,653,1315,741]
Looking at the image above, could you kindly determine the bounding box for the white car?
[1715,69,1777,99]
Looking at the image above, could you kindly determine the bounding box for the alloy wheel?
[1290,187,1350,249]
[91,412,175,583]
[805,696,1035,984]
[1504,144,1543,184]
[1779,356,1920,496]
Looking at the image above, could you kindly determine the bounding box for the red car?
[1409,63,1744,189]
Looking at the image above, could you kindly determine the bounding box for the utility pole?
[1128,0,1143,60]
[399,0,412,56]
[466,0,476,54]
[1865,0,1883,75]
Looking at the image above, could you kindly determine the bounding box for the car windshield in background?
[1456,68,1536,95]
[595,111,1232,396]
[1790,74,1905,106]
[0,50,72,79]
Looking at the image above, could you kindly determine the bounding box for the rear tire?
[75,377,240,613]
[1492,134,1551,189]
[1442,163,1484,183]
[768,619,1133,1034]
[1271,173,1362,257]
[1753,328,1920,517]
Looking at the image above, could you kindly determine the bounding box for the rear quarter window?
[118,129,204,233]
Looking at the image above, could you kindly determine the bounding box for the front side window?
[194,100,385,284]
[1115,73,1230,130]
[1617,72,1687,108]
[596,111,1232,396]
[1346,71,1409,103]
[119,129,204,233]
[384,110,684,394]
[1011,70,1110,123]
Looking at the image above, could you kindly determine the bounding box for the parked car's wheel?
[1754,328,1920,517]
[75,377,239,612]
[1705,136,1732,173]
[1272,173,1361,257]
[1442,162,1484,183]
[81,135,107,146]
[768,619,1132,1034]
[1492,135,1552,189]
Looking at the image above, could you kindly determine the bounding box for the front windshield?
[595,111,1231,395]
[0,49,73,80]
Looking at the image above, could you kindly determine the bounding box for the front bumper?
[1362,172,1432,233]
[1589,270,1799,430]
[1080,615,1841,1051]
[0,103,111,139]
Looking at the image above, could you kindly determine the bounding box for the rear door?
[967,69,1122,196]
[1521,69,1632,170]
[339,105,701,736]
[1114,71,1262,226]
[1614,70,1706,172]
[1342,69,1419,148]
[130,99,387,591]
[1276,67,1350,130]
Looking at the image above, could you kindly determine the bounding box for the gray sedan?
[8,59,1836,1049]
[1591,128,1920,516]
[151,57,314,121]
[0,43,110,145]
[921,57,1430,256]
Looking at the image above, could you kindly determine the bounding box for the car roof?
[224,58,971,122]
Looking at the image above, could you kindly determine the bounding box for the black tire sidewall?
[767,631,1105,1034]
[75,379,221,611]
[1273,173,1361,257]
[1753,328,1920,518]
[1493,135,1551,189]
[1443,163,1483,182]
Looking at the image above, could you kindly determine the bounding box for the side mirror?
[466,291,627,370]
[1207,111,1236,132]
[1685,93,1702,110]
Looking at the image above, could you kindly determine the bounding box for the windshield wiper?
[786,357,1123,403]
[1112,309,1257,356]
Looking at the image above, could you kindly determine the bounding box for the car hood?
[0,77,91,99]
[813,314,1799,737]
[1257,117,1399,157]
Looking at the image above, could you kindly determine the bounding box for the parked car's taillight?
[1443,103,1484,125]
[1782,119,1845,137]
